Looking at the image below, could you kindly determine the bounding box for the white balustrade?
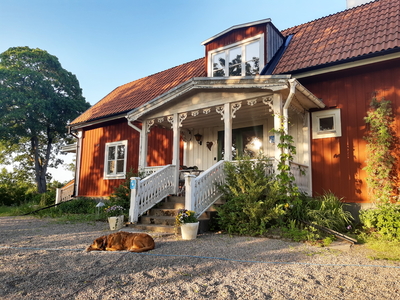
[129,165,176,223]
[185,160,226,218]
[55,181,74,204]
[142,166,165,177]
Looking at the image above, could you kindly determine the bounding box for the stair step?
[130,224,178,234]
[166,196,185,203]
[140,215,176,226]
[157,202,185,209]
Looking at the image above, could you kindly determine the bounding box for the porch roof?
[126,76,325,128]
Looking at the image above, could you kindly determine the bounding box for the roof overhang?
[201,18,271,45]
[126,76,325,123]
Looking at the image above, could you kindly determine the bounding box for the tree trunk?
[32,136,51,194]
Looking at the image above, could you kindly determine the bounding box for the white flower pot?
[108,215,124,230]
[181,222,199,240]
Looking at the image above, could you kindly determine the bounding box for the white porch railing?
[55,180,74,204]
[142,166,165,177]
[129,164,176,223]
[290,162,310,195]
[185,160,226,218]
[129,160,310,224]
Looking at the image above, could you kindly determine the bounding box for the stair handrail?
[185,160,226,218]
[129,164,176,223]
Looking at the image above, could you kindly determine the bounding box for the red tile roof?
[71,58,206,125]
[274,0,400,74]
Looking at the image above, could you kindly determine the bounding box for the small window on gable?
[104,140,127,179]
[312,109,342,139]
[209,35,264,77]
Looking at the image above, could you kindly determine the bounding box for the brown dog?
[86,231,155,252]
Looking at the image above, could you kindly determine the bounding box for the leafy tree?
[0,47,90,193]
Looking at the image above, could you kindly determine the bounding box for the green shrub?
[57,197,97,214]
[217,156,286,236]
[109,168,142,209]
[360,204,400,241]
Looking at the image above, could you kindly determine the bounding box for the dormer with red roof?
[201,19,284,77]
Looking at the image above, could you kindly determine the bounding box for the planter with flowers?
[175,209,199,240]
[104,205,125,230]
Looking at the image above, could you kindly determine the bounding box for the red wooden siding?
[300,58,400,203]
[78,119,176,197]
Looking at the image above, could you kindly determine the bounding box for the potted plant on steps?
[104,205,125,230]
[175,209,199,240]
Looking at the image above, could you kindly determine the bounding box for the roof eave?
[201,18,272,45]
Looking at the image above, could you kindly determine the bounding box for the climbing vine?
[363,96,398,203]
[270,114,300,198]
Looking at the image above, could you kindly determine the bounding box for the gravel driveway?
[1,216,399,299]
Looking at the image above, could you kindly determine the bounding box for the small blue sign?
[130,179,136,189]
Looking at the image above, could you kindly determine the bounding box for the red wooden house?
[68,0,400,219]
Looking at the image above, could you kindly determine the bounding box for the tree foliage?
[0,47,90,193]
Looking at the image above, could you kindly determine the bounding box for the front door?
[218,125,263,160]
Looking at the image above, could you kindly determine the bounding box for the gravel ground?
[1,216,399,299]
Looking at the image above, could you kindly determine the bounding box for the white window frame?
[104,140,128,179]
[312,109,342,139]
[207,34,265,77]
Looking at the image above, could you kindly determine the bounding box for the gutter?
[283,78,297,134]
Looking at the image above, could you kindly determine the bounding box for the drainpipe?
[283,78,297,135]
[67,126,82,197]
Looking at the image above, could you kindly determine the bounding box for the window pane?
[245,41,260,76]
[229,47,242,76]
[117,145,125,159]
[213,52,226,77]
[245,41,259,61]
[116,160,124,173]
[108,161,115,174]
[319,117,334,131]
[108,146,115,160]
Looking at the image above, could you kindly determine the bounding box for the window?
[104,140,127,179]
[209,35,264,77]
[312,109,342,139]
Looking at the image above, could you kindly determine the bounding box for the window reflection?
[211,38,261,77]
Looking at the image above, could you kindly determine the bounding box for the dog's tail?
[128,246,155,253]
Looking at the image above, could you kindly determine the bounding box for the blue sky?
[0,0,349,182]
[1,0,348,106]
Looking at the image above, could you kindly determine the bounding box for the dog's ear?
[101,236,107,250]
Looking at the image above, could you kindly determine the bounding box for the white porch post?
[304,113,313,194]
[139,121,148,171]
[273,94,283,161]
[224,102,232,161]
[172,113,180,194]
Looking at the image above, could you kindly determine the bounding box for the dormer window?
[208,34,264,77]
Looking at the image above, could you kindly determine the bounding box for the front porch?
[126,76,325,223]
